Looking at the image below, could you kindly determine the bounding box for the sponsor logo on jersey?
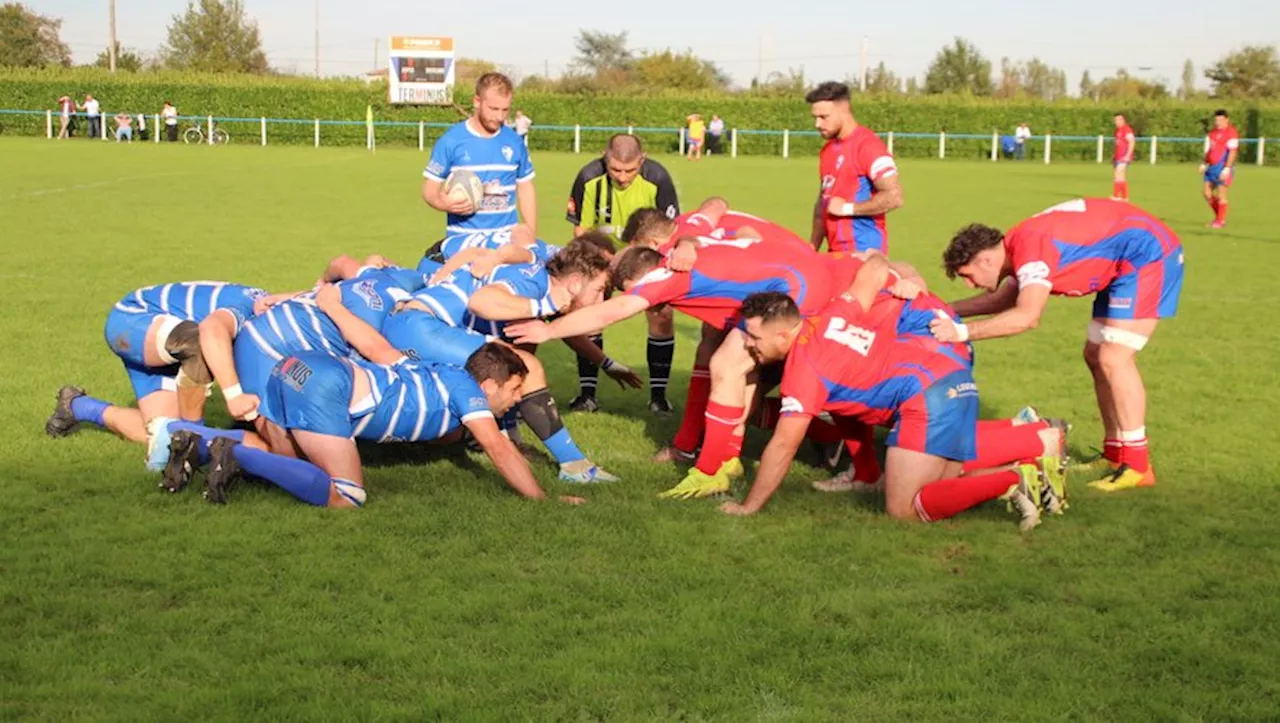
[501,146,514,162]
[469,396,487,410]
[664,205,677,219]
[352,280,384,311]
[821,174,836,192]
[780,396,805,414]
[1107,296,1133,310]
[946,381,979,399]
[426,160,444,177]
[279,357,313,392]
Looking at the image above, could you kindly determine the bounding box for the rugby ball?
[444,169,484,211]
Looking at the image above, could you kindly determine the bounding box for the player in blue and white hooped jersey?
[46,280,270,457]
[390,239,631,484]
[182,343,585,508]
[420,73,537,250]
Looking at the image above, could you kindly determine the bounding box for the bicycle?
[183,120,230,145]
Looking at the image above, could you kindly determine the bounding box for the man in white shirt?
[707,114,725,155]
[1015,122,1032,160]
[82,94,101,140]
[161,101,179,142]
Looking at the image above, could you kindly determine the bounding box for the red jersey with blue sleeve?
[780,295,978,460]
[819,125,896,254]
[627,238,857,328]
[1005,198,1184,320]
[1114,125,1135,163]
[668,210,811,254]
[1205,125,1240,166]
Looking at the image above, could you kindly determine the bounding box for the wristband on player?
[953,322,970,342]
[601,358,630,374]
[839,203,856,217]
[222,384,243,402]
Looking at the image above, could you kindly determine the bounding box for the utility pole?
[373,37,379,73]
[313,0,320,78]
[544,59,549,78]
[108,0,117,72]
[859,36,868,92]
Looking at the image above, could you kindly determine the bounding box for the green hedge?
[2,67,1276,164]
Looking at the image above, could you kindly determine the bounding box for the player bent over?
[45,281,282,468]
[720,291,1064,530]
[933,198,1183,492]
[173,343,580,507]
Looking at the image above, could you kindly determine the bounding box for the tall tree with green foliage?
[1204,45,1280,98]
[633,49,729,91]
[924,38,993,95]
[1079,70,1095,100]
[1179,59,1196,99]
[0,2,71,68]
[161,0,269,74]
[571,30,632,75]
[1093,69,1170,100]
[863,61,902,94]
[94,42,144,72]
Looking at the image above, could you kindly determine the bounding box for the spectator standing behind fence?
[513,109,532,146]
[56,95,74,139]
[81,94,101,140]
[706,114,725,155]
[135,111,147,141]
[685,114,705,161]
[1015,122,1032,160]
[162,102,178,142]
[114,112,133,143]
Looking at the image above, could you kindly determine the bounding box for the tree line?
[3,1,1279,100]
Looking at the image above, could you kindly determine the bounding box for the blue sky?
[43,0,1279,90]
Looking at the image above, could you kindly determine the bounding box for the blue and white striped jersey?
[435,230,559,265]
[352,360,493,443]
[114,281,266,330]
[340,266,423,331]
[406,261,551,337]
[424,121,534,236]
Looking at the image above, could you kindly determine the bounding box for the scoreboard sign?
[388,36,455,106]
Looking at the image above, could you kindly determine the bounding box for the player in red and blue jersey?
[806,81,902,254]
[718,288,1062,531]
[1201,109,1239,228]
[1112,114,1136,201]
[420,73,537,242]
[45,280,271,464]
[936,198,1184,493]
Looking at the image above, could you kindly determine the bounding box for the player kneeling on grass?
[719,291,1066,530]
[46,280,292,468]
[934,198,1183,492]
[384,238,632,483]
[165,342,581,507]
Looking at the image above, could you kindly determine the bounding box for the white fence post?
[990,130,998,162]
[1097,135,1104,163]
[1044,134,1052,164]
[679,128,686,156]
[154,115,160,143]
[313,119,319,148]
[100,114,107,140]
[627,125,633,136]
[45,110,52,139]
[730,128,738,158]
[887,131,894,155]
[1259,137,1267,166]
[782,129,790,159]
[939,131,946,159]
[260,117,266,146]
[418,121,424,151]
[573,124,581,154]
[207,115,213,146]
[1150,136,1158,165]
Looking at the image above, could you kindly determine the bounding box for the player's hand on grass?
[889,277,922,300]
[227,393,260,422]
[603,360,643,390]
[314,282,342,312]
[929,310,965,343]
[826,196,850,217]
[720,501,756,516]
[667,238,698,272]
[505,320,549,345]
[559,495,587,505]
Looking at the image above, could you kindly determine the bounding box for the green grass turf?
[3,137,1280,720]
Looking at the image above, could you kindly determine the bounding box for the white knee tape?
[1087,321,1148,351]
[154,315,184,364]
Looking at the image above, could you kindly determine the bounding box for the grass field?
[3,137,1280,720]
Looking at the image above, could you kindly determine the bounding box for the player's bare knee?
[164,321,213,386]
[885,498,918,521]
